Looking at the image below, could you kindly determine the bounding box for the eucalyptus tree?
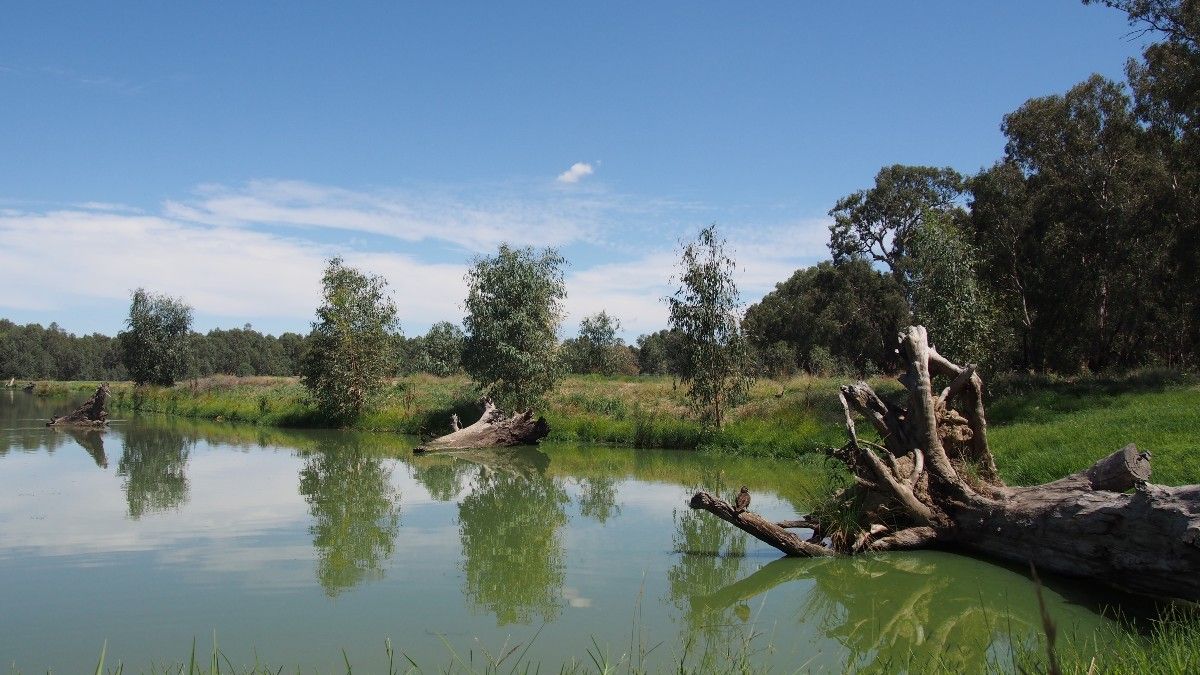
[419,321,465,377]
[828,164,965,287]
[301,257,401,424]
[667,225,752,427]
[462,244,566,411]
[118,288,193,386]
[563,311,625,375]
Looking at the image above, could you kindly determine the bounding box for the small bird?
[734,486,751,513]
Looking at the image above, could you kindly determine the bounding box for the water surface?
[0,390,1127,672]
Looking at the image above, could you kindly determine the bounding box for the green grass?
[28,369,1200,485]
[988,373,1200,486]
[47,606,1200,674]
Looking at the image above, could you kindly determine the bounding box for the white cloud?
[0,180,832,340]
[0,208,467,331]
[556,162,594,184]
[163,179,595,253]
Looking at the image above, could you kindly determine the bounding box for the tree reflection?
[682,554,1090,672]
[458,456,568,626]
[411,457,474,502]
[578,476,621,524]
[298,439,401,597]
[117,425,192,518]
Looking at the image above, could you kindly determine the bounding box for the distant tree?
[742,260,910,377]
[997,74,1169,370]
[562,311,625,375]
[828,165,965,286]
[635,329,687,376]
[419,321,465,377]
[462,244,566,411]
[118,288,194,386]
[301,257,401,424]
[667,225,752,427]
[907,212,1002,367]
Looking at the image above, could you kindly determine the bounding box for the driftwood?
[689,326,1200,601]
[413,400,549,454]
[47,383,110,427]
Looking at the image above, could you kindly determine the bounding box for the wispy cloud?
[164,179,601,253]
[0,208,467,332]
[0,181,832,339]
[556,162,595,184]
[0,62,144,94]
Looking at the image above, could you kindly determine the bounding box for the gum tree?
[668,225,752,427]
[301,257,400,425]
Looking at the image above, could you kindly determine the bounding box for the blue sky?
[0,2,1147,340]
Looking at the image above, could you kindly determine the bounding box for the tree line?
[745,1,1200,375]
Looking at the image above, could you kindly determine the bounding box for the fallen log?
[688,326,1200,601]
[413,400,549,454]
[47,383,110,427]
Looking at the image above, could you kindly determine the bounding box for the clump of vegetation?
[301,257,401,425]
[462,244,566,412]
[119,288,193,386]
[668,225,753,427]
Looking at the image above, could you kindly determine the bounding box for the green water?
[0,390,1131,672]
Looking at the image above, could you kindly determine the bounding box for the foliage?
[974,75,1171,371]
[828,164,965,285]
[635,329,687,376]
[298,441,401,596]
[458,473,569,625]
[300,257,401,425]
[742,260,910,377]
[561,311,628,375]
[907,211,1003,367]
[462,244,566,411]
[118,288,194,386]
[415,321,465,377]
[668,225,753,427]
[0,319,126,381]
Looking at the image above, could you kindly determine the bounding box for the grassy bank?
[27,369,1200,485]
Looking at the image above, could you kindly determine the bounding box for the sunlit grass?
[28,370,1200,486]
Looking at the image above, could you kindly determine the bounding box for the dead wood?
[413,400,549,454]
[46,383,110,427]
[687,325,1200,601]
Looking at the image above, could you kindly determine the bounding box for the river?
[0,389,1134,672]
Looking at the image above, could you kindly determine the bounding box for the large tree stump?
[413,400,549,454]
[47,383,110,427]
[688,326,1200,601]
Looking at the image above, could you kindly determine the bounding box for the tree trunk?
[413,400,549,454]
[688,326,1200,601]
[46,383,111,427]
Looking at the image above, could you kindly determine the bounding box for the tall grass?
[27,370,1200,484]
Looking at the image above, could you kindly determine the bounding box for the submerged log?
[47,383,110,427]
[688,326,1200,601]
[413,400,549,454]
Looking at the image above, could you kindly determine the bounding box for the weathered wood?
[685,324,1200,601]
[46,383,110,427]
[688,491,834,557]
[414,400,549,453]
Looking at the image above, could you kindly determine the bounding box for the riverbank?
[26,368,1200,485]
